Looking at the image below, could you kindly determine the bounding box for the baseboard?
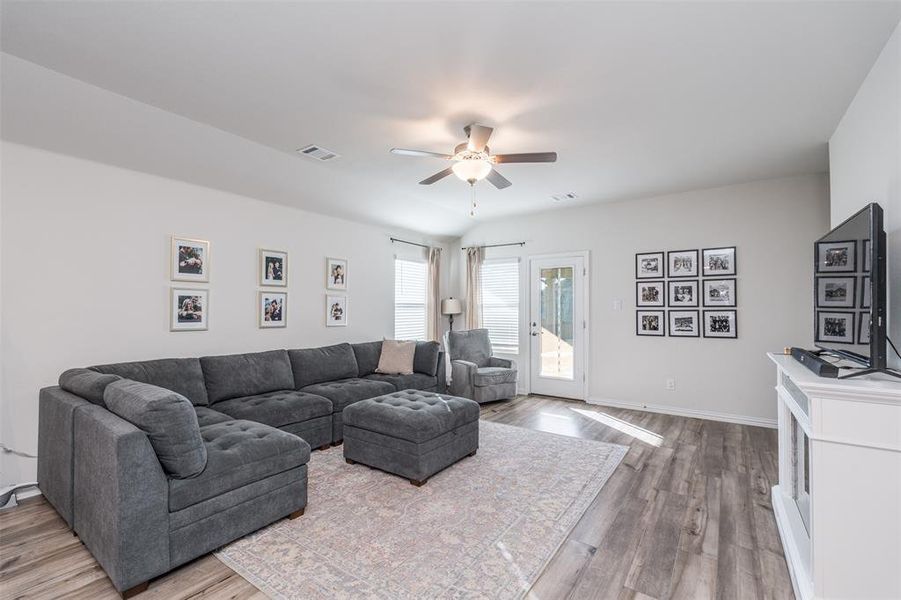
[586,397,777,429]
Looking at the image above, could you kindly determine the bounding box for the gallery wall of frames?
[814,239,871,345]
[635,247,738,339]
[168,235,348,331]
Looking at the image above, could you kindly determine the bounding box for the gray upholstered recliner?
[447,328,517,403]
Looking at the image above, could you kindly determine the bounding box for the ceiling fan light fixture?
[451,157,492,183]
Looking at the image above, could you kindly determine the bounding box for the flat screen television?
[813,202,888,371]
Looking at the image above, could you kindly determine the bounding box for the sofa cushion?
[376,340,416,375]
[58,368,122,407]
[212,390,332,429]
[473,367,517,387]
[300,378,395,413]
[343,390,480,443]
[364,372,438,391]
[200,350,294,404]
[104,379,207,479]
[194,406,233,428]
[169,419,310,511]
[413,341,441,376]
[352,341,383,376]
[288,343,359,389]
[447,328,492,368]
[91,358,210,406]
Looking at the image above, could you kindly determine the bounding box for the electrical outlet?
[666,378,676,391]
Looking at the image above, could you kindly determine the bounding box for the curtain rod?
[460,242,525,250]
[390,237,431,249]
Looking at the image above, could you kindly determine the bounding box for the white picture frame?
[259,249,288,287]
[326,257,348,290]
[259,291,287,328]
[171,236,210,282]
[170,288,208,331]
[326,294,347,327]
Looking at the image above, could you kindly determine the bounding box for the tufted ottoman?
[342,389,480,486]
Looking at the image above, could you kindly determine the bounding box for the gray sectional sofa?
[38,340,444,597]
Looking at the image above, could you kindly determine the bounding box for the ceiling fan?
[390,123,557,190]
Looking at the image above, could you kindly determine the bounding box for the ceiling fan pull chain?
[470,184,476,217]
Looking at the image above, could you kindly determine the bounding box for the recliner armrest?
[488,357,516,370]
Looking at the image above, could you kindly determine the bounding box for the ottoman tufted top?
[343,390,479,443]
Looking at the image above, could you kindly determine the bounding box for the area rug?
[215,421,627,599]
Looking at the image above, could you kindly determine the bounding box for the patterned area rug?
[215,421,627,599]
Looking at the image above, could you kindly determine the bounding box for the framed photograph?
[636,310,665,336]
[170,288,208,331]
[636,280,665,307]
[635,251,664,279]
[326,294,347,327]
[668,280,699,307]
[816,311,854,344]
[702,278,737,307]
[858,312,871,345]
[668,310,700,337]
[326,257,348,290]
[815,240,856,273]
[860,275,871,309]
[702,247,736,277]
[667,249,699,278]
[703,310,737,339]
[171,236,209,282]
[816,276,856,309]
[862,239,871,272]
[259,249,287,287]
[259,291,287,328]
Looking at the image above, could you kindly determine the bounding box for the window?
[481,258,520,354]
[394,258,427,340]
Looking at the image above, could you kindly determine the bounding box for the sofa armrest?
[73,404,170,592]
[436,351,447,393]
[488,357,516,370]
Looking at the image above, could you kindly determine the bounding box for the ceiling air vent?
[551,192,578,202]
[296,144,340,162]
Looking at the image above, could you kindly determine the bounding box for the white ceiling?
[2,1,899,237]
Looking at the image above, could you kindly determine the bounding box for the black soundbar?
[791,347,839,378]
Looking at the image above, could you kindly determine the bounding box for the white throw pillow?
[375,339,416,375]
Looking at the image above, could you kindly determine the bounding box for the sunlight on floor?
[570,408,664,447]
[536,411,580,437]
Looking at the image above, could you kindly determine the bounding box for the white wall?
[829,21,901,370]
[458,175,829,425]
[0,143,451,486]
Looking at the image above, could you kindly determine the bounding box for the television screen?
[814,203,886,368]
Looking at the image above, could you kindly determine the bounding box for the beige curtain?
[426,246,442,342]
[464,246,484,330]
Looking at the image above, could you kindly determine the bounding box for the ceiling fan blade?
[419,167,454,185]
[492,152,558,164]
[466,124,494,152]
[486,169,512,189]
[391,148,452,159]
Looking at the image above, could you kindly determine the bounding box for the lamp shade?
[441,298,463,315]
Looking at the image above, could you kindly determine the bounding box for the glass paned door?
[529,256,586,399]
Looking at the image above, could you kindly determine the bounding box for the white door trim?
[527,251,590,401]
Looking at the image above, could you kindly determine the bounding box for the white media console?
[769,353,901,599]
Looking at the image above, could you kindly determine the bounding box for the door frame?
[527,251,590,401]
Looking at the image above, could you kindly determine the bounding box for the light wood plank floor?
[0,396,793,599]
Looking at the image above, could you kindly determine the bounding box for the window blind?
[394,258,427,340]
[481,258,520,353]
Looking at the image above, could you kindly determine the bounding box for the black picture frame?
[635,251,665,279]
[815,276,856,309]
[668,310,700,337]
[815,240,857,273]
[702,246,737,277]
[667,249,699,278]
[636,280,665,307]
[862,239,871,272]
[702,278,737,308]
[636,310,665,336]
[858,312,871,345]
[667,280,699,307]
[815,310,855,344]
[702,310,737,339]
[860,275,871,309]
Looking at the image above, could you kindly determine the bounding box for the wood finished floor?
[0,395,793,600]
